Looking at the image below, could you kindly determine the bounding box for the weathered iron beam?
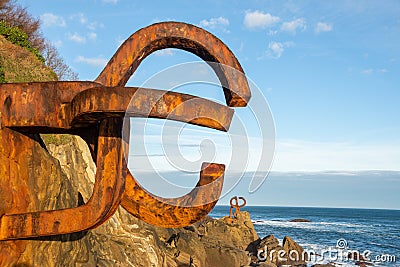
[0,117,125,240]
[1,84,233,132]
[121,163,224,228]
[95,22,251,107]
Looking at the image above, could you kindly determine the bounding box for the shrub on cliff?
[0,20,44,63]
[0,0,77,80]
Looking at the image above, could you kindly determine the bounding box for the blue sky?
[19,0,400,209]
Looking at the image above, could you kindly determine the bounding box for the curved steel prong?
[69,86,233,132]
[94,22,251,227]
[95,21,251,107]
[121,163,224,228]
[0,117,125,240]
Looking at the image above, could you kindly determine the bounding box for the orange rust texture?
[1,84,233,132]
[0,118,125,240]
[95,22,251,107]
[94,22,250,228]
[0,81,100,131]
[70,87,234,131]
[121,163,224,228]
[0,128,37,265]
[229,196,247,218]
[0,21,252,241]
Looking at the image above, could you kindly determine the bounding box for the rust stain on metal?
[121,163,224,228]
[95,22,251,107]
[229,196,247,218]
[0,21,252,241]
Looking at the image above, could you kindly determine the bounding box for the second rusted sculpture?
[0,21,251,240]
[229,196,247,218]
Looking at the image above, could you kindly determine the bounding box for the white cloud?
[244,10,280,29]
[70,13,87,24]
[68,33,86,43]
[75,55,108,67]
[199,17,229,32]
[268,29,278,36]
[69,13,103,31]
[266,41,294,59]
[269,42,284,58]
[281,18,306,33]
[273,139,400,172]
[361,68,388,75]
[154,48,174,56]
[40,13,66,27]
[315,22,333,33]
[87,32,97,40]
[87,21,104,31]
[52,40,62,47]
[362,69,373,75]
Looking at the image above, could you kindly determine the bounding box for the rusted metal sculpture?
[0,21,251,240]
[229,196,247,218]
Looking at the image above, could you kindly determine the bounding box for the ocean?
[210,206,400,267]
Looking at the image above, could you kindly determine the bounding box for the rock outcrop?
[247,234,308,267]
[289,218,311,222]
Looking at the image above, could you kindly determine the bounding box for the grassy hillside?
[0,35,57,82]
[0,34,62,144]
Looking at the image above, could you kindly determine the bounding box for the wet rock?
[258,262,278,267]
[282,235,308,262]
[355,261,374,267]
[348,251,368,261]
[253,235,284,265]
[289,218,311,222]
[250,234,309,267]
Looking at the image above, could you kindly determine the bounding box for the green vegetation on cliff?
[0,20,44,63]
[0,0,77,80]
[0,35,57,82]
[41,134,74,146]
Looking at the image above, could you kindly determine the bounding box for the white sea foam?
[252,219,366,233]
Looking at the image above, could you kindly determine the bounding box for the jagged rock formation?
[247,234,307,267]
